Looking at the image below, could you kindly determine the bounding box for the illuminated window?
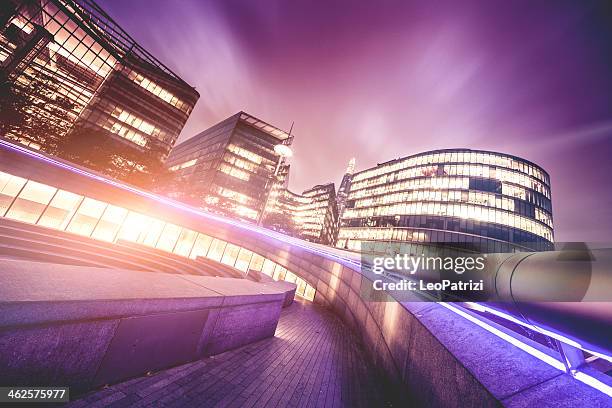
[221,243,241,267]
[5,180,57,223]
[173,228,198,257]
[219,164,250,181]
[38,189,83,229]
[0,172,28,216]
[235,248,253,272]
[296,279,306,297]
[207,238,227,262]
[66,197,107,236]
[109,107,160,146]
[248,253,265,272]
[128,70,189,113]
[190,233,213,259]
[227,144,263,164]
[273,264,287,281]
[303,285,316,301]
[169,159,197,172]
[116,212,154,243]
[91,204,128,242]
[140,219,166,247]
[262,259,276,276]
[284,271,297,284]
[156,223,182,252]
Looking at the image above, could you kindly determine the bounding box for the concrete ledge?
[0,260,292,393]
[245,271,297,307]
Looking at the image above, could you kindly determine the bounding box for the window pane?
[296,279,306,296]
[221,243,240,267]
[234,248,253,272]
[139,219,165,247]
[173,228,197,257]
[66,197,107,236]
[91,204,128,242]
[38,189,83,229]
[116,212,153,242]
[156,223,182,252]
[284,271,297,284]
[304,285,316,301]
[190,233,213,259]
[273,264,286,281]
[248,253,265,272]
[5,180,57,223]
[207,238,227,262]
[0,172,27,216]
[261,259,276,276]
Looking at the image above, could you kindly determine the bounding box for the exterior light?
[274,144,293,158]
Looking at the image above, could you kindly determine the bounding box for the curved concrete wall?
[1,142,608,407]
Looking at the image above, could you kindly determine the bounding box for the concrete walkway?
[67,299,393,408]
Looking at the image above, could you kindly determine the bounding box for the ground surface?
[66,299,392,408]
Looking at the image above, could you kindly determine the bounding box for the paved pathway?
[67,299,393,407]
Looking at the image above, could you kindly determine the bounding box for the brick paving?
[66,299,393,408]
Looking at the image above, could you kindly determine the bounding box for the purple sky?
[98,0,612,242]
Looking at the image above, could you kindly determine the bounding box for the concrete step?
[0,219,204,275]
[194,256,246,279]
[0,232,162,273]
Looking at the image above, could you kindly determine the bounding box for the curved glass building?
[336,149,553,253]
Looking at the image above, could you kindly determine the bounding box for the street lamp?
[273,143,293,175]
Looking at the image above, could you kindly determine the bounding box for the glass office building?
[337,149,554,253]
[264,183,339,245]
[166,112,293,222]
[0,0,199,160]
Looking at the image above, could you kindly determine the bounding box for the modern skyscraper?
[337,149,553,253]
[264,183,339,245]
[336,157,355,220]
[165,112,293,222]
[0,0,199,166]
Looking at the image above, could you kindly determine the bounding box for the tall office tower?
[336,157,355,220]
[0,0,199,170]
[337,149,553,253]
[166,112,294,222]
[263,183,339,246]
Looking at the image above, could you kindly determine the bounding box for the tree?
[54,126,177,190]
[263,210,298,236]
[0,74,75,150]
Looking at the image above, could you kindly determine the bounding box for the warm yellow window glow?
[38,190,83,229]
[66,197,107,236]
[5,180,57,224]
[156,223,182,252]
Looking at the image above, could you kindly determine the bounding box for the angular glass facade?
[0,168,316,301]
[166,112,293,222]
[337,149,554,253]
[0,0,199,159]
[264,183,339,245]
